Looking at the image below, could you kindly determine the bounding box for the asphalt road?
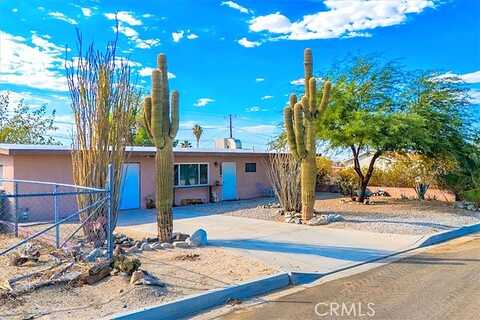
[219,235,480,320]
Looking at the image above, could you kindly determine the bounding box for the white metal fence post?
[107,166,113,259]
[54,184,59,248]
[14,181,19,237]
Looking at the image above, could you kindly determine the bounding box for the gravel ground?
[220,193,480,235]
[0,234,277,320]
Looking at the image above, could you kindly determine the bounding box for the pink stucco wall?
[1,151,272,221]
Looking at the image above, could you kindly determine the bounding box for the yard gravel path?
[215,194,480,235]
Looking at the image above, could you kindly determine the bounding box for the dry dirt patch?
[0,234,276,320]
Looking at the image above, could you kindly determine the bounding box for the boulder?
[140,242,152,251]
[173,241,190,248]
[130,270,144,284]
[126,246,141,254]
[149,242,162,250]
[171,232,190,242]
[188,229,208,247]
[160,242,174,249]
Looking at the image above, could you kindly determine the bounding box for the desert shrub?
[316,156,333,187]
[265,153,301,212]
[463,189,480,206]
[336,167,358,197]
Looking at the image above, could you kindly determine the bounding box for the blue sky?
[0,0,479,151]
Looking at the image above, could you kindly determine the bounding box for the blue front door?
[119,163,140,210]
[221,162,237,201]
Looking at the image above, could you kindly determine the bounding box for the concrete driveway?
[117,199,424,273]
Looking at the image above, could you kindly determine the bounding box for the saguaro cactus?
[284,48,331,221]
[143,54,179,242]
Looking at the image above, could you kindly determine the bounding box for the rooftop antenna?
[226,114,236,138]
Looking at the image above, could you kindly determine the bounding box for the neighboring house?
[340,152,396,170]
[0,144,273,221]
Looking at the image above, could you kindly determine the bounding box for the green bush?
[336,167,358,196]
[463,189,480,206]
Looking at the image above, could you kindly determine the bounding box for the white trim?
[174,162,210,187]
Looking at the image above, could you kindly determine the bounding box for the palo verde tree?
[143,54,179,242]
[0,93,57,144]
[284,48,331,220]
[317,56,468,202]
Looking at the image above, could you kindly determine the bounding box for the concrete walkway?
[117,201,424,273]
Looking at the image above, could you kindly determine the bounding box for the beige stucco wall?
[2,152,272,221]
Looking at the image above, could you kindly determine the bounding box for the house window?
[174,163,209,187]
[245,163,256,173]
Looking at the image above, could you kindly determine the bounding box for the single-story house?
[0,144,273,221]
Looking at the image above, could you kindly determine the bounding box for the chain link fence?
[0,179,112,258]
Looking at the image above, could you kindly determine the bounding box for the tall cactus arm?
[157,54,170,136]
[169,90,179,139]
[318,80,332,118]
[151,70,165,148]
[308,77,317,115]
[284,106,298,159]
[304,48,313,97]
[294,102,307,159]
[143,97,153,139]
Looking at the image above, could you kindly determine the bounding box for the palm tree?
[180,140,192,148]
[192,124,203,148]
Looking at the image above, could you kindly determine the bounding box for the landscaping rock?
[308,213,345,226]
[140,242,152,251]
[130,270,144,284]
[79,261,112,285]
[160,242,173,249]
[126,246,141,254]
[171,232,190,242]
[85,248,104,262]
[188,229,208,247]
[173,241,190,248]
[149,242,162,250]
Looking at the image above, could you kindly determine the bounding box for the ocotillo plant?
[143,54,179,242]
[284,48,331,221]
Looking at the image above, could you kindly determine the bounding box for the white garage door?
[119,163,140,210]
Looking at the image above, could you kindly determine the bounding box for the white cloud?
[105,11,142,26]
[436,70,480,84]
[172,31,184,42]
[115,23,160,49]
[187,33,199,40]
[12,8,18,13]
[250,12,292,33]
[246,106,268,112]
[469,89,480,104]
[194,98,215,107]
[139,67,176,79]
[239,124,277,134]
[142,13,154,18]
[261,95,273,100]
[255,77,265,82]
[81,8,92,17]
[290,77,323,85]
[48,11,78,25]
[249,0,436,40]
[221,1,250,14]
[238,37,261,48]
[0,31,67,91]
